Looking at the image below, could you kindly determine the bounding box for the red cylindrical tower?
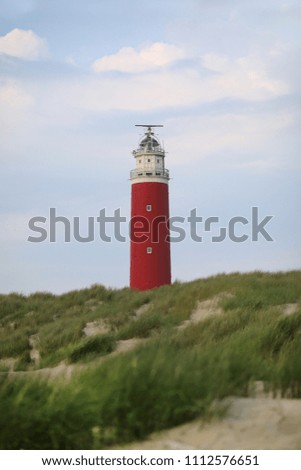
[130,125,171,290]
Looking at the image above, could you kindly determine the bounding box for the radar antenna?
[135,124,163,134]
[135,124,163,127]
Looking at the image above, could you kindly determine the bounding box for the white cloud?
[0,80,33,108]
[67,49,287,115]
[166,111,295,166]
[0,45,292,168]
[0,28,48,60]
[92,42,185,73]
[201,53,230,72]
[201,53,288,97]
[71,53,287,114]
[0,80,35,162]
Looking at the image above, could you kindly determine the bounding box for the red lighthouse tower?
[130,125,171,291]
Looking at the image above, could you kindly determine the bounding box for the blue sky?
[0,0,300,293]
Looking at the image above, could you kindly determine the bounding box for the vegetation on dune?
[0,271,300,449]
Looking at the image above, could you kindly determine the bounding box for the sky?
[0,0,300,294]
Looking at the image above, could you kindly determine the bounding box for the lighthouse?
[130,125,171,291]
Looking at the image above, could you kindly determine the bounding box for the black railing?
[133,146,165,155]
[130,169,169,179]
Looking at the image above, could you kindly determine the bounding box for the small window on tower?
[147,247,152,254]
[146,204,152,212]
[157,159,160,163]
[147,159,151,162]
[139,159,141,163]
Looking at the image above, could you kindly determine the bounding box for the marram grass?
[0,271,300,449]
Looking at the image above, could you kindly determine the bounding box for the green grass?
[69,334,116,362]
[0,271,300,449]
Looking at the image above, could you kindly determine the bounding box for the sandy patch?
[124,397,301,450]
[83,321,110,337]
[281,304,299,316]
[7,362,76,381]
[134,303,152,318]
[0,357,17,372]
[177,293,232,330]
[84,299,104,312]
[114,338,147,354]
[29,334,40,365]
[6,337,148,381]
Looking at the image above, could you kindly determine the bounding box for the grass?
[0,271,300,449]
[69,334,116,362]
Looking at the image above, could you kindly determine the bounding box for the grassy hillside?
[0,271,300,449]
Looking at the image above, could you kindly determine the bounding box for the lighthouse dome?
[139,134,160,150]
